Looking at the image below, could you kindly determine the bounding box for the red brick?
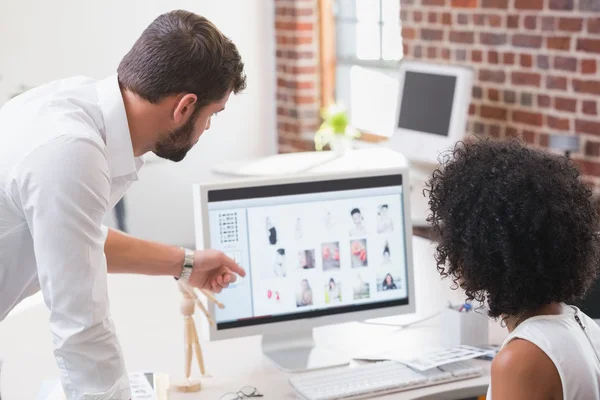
[524,16,537,30]
[403,43,409,56]
[576,119,600,135]
[473,122,485,134]
[572,79,600,95]
[547,37,571,50]
[542,17,556,31]
[441,48,451,60]
[522,130,536,144]
[488,15,503,27]
[585,141,600,156]
[479,69,506,83]
[514,110,543,126]
[520,54,533,67]
[275,21,313,31]
[558,17,583,32]
[578,161,600,176]
[414,45,423,58]
[515,0,543,9]
[480,33,507,45]
[504,90,517,104]
[577,39,600,53]
[427,47,438,59]
[589,18,600,34]
[481,105,508,120]
[457,13,469,24]
[469,104,476,115]
[295,95,316,105]
[472,86,483,99]
[442,13,452,25]
[455,49,467,61]
[540,134,550,147]
[554,97,577,112]
[512,71,541,87]
[512,34,543,48]
[489,125,501,137]
[452,0,478,7]
[538,95,551,108]
[503,52,515,65]
[547,76,568,90]
[507,15,519,28]
[421,29,444,41]
[583,100,598,115]
[488,88,500,101]
[537,55,550,69]
[428,12,438,23]
[450,31,475,43]
[414,12,423,22]
[291,66,317,74]
[488,51,500,64]
[423,0,446,4]
[546,115,570,130]
[402,28,417,40]
[554,56,578,72]
[472,50,483,62]
[400,10,409,22]
[482,0,508,7]
[505,127,519,138]
[550,0,574,9]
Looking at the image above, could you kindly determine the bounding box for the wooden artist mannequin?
[170,282,224,393]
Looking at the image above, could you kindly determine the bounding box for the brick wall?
[400,0,600,185]
[274,0,322,153]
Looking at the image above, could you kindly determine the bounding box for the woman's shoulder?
[491,338,561,398]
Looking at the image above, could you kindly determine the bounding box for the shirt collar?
[96,74,143,180]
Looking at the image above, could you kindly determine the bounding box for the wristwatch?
[175,247,195,283]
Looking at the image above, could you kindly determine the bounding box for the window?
[333,0,402,137]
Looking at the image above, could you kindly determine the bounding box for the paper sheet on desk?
[354,345,489,371]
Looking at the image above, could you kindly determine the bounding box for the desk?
[0,237,506,400]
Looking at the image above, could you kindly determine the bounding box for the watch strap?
[175,247,195,282]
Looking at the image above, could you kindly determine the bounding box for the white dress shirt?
[0,75,144,399]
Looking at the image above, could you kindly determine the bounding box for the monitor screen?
[397,70,457,137]
[206,175,410,330]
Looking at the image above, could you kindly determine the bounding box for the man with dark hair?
[0,10,246,399]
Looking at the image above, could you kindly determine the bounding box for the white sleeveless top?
[487,304,600,399]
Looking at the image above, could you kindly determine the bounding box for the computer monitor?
[389,60,474,168]
[192,168,415,372]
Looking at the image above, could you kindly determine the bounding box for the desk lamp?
[548,133,580,159]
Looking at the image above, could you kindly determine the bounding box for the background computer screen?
[206,175,410,330]
[397,71,457,137]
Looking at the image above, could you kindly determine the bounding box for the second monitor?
[193,167,416,372]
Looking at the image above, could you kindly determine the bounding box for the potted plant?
[314,103,360,155]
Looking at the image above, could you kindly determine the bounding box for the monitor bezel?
[390,60,474,166]
[193,167,416,341]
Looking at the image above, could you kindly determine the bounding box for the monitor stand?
[261,329,350,372]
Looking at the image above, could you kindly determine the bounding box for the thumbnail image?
[265,216,278,246]
[353,274,371,300]
[349,207,367,237]
[261,248,287,278]
[350,239,368,268]
[381,241,392,265]
[324,277,342,305]
[253,280,289,317]
[376,204,394,234]
[296,279,314,307]
[298,249,316,270]
[295,217,303,241]
[323,210,334,232]
[377,272,401,292]
[321,242,341,271]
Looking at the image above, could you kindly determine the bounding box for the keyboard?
[289,360,484,400]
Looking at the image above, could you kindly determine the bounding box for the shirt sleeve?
[15,135,131,400]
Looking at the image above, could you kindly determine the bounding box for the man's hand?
[189,250,246,293]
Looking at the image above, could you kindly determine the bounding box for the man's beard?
[153,107,200,162]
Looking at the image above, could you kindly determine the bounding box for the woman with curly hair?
[426,138,600,399]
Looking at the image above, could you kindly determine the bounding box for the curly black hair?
[426,137,600,318]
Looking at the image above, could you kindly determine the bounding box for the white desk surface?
[209,148,433,228]
[0,237,505,400]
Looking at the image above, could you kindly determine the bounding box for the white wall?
[0,0,277,247]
